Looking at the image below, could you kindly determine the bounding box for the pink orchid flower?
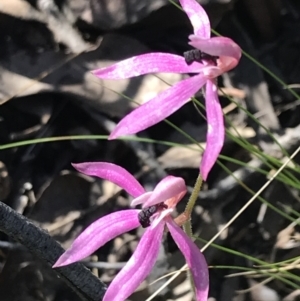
[53,162,209,301]
[92,0,241,180]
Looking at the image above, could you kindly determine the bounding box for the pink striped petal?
[92,53,204,79]
[179,0,210,39]
[167,219,209,301]
[103,222,164,301]
[109,74,207,139]
[143,176,187,208]
[189,36,241,72]
[200,80,224,180]
[53,210,140,267]
[72,162,145,197]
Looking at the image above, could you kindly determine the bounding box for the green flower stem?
[185,173,203,215]
[183,173,203,238]
[183,173,203,237]
[182,173,203,300]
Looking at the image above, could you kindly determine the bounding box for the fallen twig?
[0,201,106,301]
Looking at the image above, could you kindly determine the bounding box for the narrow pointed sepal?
[167,219,209,301]
[103,222,165,301]
[53,210,140,267]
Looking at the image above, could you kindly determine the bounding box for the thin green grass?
[196,238,300,289]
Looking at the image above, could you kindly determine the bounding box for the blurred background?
[0,0,300,300]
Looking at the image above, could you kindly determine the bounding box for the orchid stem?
[185,173,203,216]
[183,173,203,299]
[183,172,203,237]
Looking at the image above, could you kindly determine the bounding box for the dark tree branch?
[0,201,106,301]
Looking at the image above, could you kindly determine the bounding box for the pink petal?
[72,162,145,197]
[53,210,140,267]
[103,222,164,301]
[131,191,153,207]
[151,208,174,228]
[143,176,187,208]
[92,53,204,79]
[167,219,209,301]
[189,36,241,72]
[179,0,211,39]
[109,74,207,139]
[189,36,241,59]
[200,80,224,180]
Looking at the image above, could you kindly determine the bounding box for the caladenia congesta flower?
[53,162,209,301]
[92,0,241,180]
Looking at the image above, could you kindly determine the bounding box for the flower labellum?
[138,202,167,228]
[53,162,209,301]
[92,0,241,180]
[184,49,219,66]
